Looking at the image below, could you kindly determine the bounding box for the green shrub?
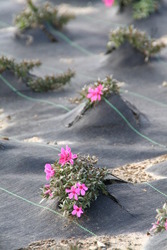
[41,147,110,218]
[0,56,75,92]
[107,25,166,61]
[15,0,75,41]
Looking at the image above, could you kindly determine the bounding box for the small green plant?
[0,56,75,92]
[133,0,159,19]
[150,202,167,234]
[78,76,119,109]
[15,0,75,42]
[115,0,160,19]
[68,76,120,127]
[0,56,41,78]
[41,145,110,218]
[27,69,75,92]
[107,25,166,61]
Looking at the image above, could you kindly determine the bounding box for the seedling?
[107,25,166,61]
[0,56,75,92]
[115,0,160,19]
[15,0,75,42]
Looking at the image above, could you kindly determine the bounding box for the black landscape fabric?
[0,0,167,249]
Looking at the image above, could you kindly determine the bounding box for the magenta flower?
[44,189,50,194]
[44,184,53,197]
[165,220,167,230]
[58,145,77,166]
[44,189,53,197]
[72,204,83,218]
[102,0,114,7]
[76,183,88,196]
[95,84,103,101]
[150,223,157,231]
[87,84,103,103]
[87,87,98,102]
[150,220,159,231]
[44,163,55,180]
[65,186,80,200]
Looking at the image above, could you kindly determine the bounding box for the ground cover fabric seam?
[47,23,94,56]
[103,97,167,149]
[0,186,97,237]
[145,182,167,198]
[0,75,70,112]
[120,90,167,108]
[0,182,167,239]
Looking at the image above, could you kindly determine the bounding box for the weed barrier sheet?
[0,0,167,249]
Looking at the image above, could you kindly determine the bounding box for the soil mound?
[64,94,148,143]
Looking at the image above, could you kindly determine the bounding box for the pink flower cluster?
[44,146,77,179]
[65,183,88,217]
[150,220,159,231]
[44,184,53,197]
[66,183,88,200]
[150,219,167,232]
[43,146,87,218]
[58,145,77,166]
[87,84,103,103]
[44,164,55,180]
[102,0,114,7]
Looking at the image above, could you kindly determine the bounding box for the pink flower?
[87,87,97,102]
[150,220,159,231]
[44,163,55,180]
[87,84,103,103]
[150,223,157,231]
[44,184,53,197]
[65,186,80,200]
[44,189,53,197]
[58,145,77,166]
[165,220,167,230]
[102,0,114,7]
[72,204,83,218]
[95,84,103,101]
[76,183,88,196]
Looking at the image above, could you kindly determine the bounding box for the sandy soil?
[23,136,43,143]
[20,233,149,250]
[111,154,167,183]
[0,109,11,130]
